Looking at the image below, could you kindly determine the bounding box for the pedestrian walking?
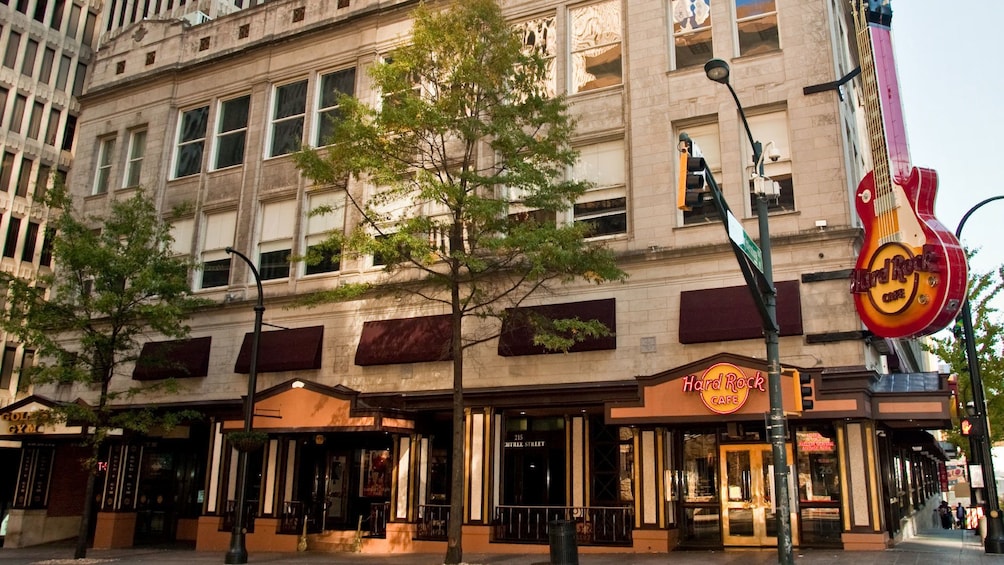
[939,500,953,529]
[956,502,967,529]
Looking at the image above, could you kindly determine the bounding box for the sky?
[893,1,1004,300]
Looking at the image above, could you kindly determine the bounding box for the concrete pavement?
[1,524,1000,565]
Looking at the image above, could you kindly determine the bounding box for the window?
[0,88,7,126]
[19,349,35,390]
[200,211,236,289]
[21,39,38,77]
[71,62,87,96]
[44,108,61,146]
[678,122,721,225]
[169,217,194,256]
[174,106,209,178]
[0,152,14,192]
[214,95,249,169]
[33,0,47,21]
[569,0,622,93]
[671,0,713,69]
[55,55,71,90]
[39,48,55,84]
[93,137,115,194]
[50,0,66,29]
[34,164,50,199]
[61,114,77,151]
[315,68,355,146]
[39,228,55,267]
[4,217,22,258]
[15,157,32,197]
[0,346,16,390]
[569,140,627,237]
[9,95,27,134]
[258,200,295,280]
[3,32,20,69]
[123,129,146,187]
[21,222,39,262]
[270,80,307,157]
[743,109,794,214]
[735,0,779,56]
[515,15,557,98]
[304,191,345,275]
[67,3,81,38]
[26,101,44,139]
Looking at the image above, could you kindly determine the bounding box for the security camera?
[768,147,781,162]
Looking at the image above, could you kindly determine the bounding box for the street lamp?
[955,195,1004,553]
[224,246,265,565]
[703,58,794,565]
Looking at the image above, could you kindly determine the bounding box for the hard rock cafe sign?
[681,362,765,414]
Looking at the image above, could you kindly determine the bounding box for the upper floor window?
[269,80,307,157]
[214,95,250,169]
[124,129,146,188]
[516,15,557,98]
[258,200,295,280]
[169,217,194,257]
[39,48,55,84]
[304,191,345,276]
[0,152,15,194]
[671,0,713,69]
[2,32,20,70]
[200,211,236,289]
[174,106,209,178]
[744,109,793,214]
[93,137,115,194]
[21,222,39,262]
[9,95,27,134]
[569,139,627,238]
[569,0,622,93]
[677,121,721,225]
[21,39,38,77]
[4,217,22,258]
[44,108,61,146]
[315,68,355,146]
[735,0,779,56]
[15,157,32,197]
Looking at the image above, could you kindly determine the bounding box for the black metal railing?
[363,501,390,538]
[492,505,633,546]
[416,504,450,540]
[277,500,304,535]
[219,499,258,533]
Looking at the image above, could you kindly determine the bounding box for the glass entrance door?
[720,444,798,546]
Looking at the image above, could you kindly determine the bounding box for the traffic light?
[677,134,711,211]
[792,369,814,412]
[961,417,981,436]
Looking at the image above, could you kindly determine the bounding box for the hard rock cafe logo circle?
[681,362,766,414]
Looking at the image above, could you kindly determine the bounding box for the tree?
[0,185,205,558]
[294,1,625,562]
[925,254,1004,449]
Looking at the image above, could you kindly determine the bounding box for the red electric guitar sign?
[849,0,967,338]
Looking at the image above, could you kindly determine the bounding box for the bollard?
[548,520,578,565]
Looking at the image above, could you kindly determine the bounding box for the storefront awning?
[498,298,616,357]
[132,337,212,381]
[234,325,324,373]
[354,314,452,366]
[892,429,948,461]
[679,280,802,343]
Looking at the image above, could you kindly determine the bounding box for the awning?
[498,298,616,357]
[234,326,323,373]
[132,337,211,381]
[679,280,802,344]
[891,429,947,461]
[354,315,452,366]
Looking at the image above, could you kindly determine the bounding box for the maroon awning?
[132,337,212,381]
[354,315,453,366]
[234,326,324,373]
[498,298,616,357]
[679,280,803,344]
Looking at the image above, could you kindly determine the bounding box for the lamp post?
[955,195,1004,553]
[224,246,265,565]
[704,58,794,565]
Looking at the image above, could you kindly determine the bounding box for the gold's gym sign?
[681,362,765,414]
[2,412,42,434]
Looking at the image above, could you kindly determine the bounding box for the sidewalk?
[1,524,999,565]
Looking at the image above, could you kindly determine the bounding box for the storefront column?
[393,434,413,521]
[839,421,888,550]
[93,444,143,549]
[570,415,586,509]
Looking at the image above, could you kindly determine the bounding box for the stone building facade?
[0,0,952,554]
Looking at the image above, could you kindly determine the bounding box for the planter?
[228,431,268,452]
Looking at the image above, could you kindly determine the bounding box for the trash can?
[548,520,578,565]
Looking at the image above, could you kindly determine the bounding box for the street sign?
[727,211,764,274]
